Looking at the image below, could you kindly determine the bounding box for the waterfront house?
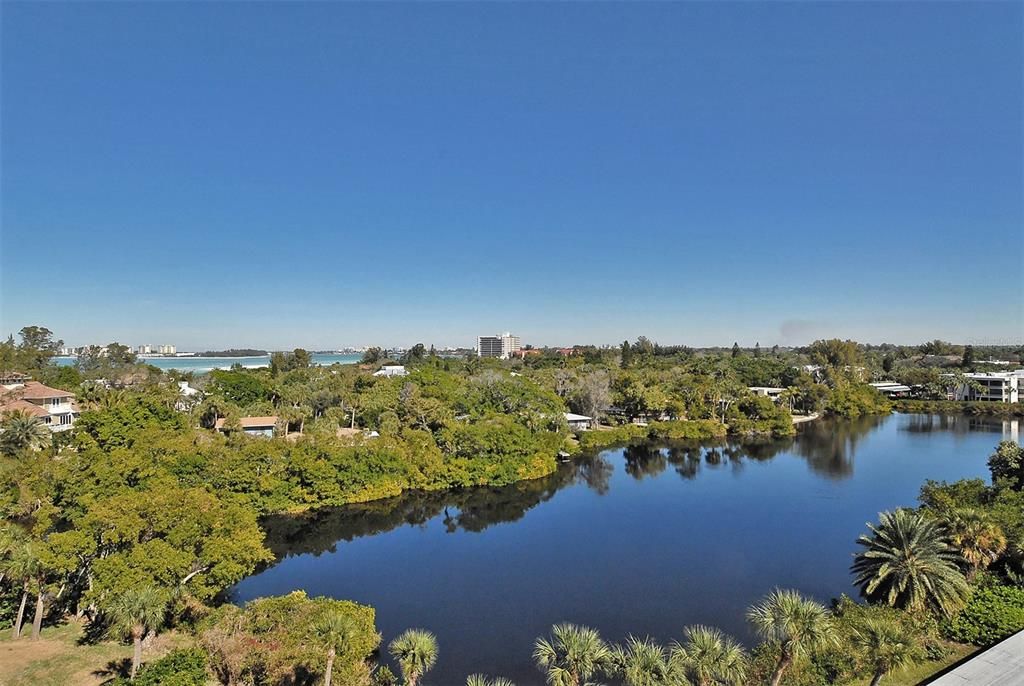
[0,379,80,431]
[214,416,278,437]
[949,370,1024,403]
[564,412,593,431]
[869,381,913,398]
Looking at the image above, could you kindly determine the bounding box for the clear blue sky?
[2,2,1021,350]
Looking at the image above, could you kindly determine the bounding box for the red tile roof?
[214,416,278,430]
[1,381,75,401]
[0,399,50,418]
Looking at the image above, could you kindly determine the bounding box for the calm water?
[233,414,1018,685]
[54,352,361,374]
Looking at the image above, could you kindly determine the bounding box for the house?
[869,381,912,398]
[0,379,80,432]
[373,365,408,377]
[564,412,593,431]
[214,416,278,437]
[748,387,785,401]
[175,381,202,411]
[950,371,1024,403]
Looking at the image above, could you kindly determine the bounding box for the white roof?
[748,386,785,392]
[564,413,592,422]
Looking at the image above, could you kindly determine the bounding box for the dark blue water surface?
[233,414,1018,685]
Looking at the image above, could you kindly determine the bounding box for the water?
[54,352,361,374]
[233,414,1018,685]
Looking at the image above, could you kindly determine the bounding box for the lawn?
[849,642,980,686]
[0,620,192,686]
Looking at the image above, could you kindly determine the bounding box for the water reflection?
[262,416,895,560]
[901,414,1019,442]
[262,459,591,559]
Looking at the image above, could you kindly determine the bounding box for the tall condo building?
[477,332,521,359]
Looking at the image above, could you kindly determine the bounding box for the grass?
[848,641,979,686]
[0,619,194,686]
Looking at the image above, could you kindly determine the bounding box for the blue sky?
[2,2,1021,350]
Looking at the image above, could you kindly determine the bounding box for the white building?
[372,365,409,378]
[137,344,152,355]
[748,386,786,401]
[564,412,593,431]
[478,332,521,359]
[869,382,913,398]
[951,371,1024,403]
[158,344,177,355]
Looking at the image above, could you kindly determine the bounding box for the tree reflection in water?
[260,416,887,563]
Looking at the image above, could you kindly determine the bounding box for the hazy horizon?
[2,2,1022,349]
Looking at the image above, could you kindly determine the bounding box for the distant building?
[869,382,912,399]
[0,379,80,432]
[748,386,786,401]
[158,344,177,355]
[214,416,278,437]
[951,371,1024,403]
[137,345,152,355]
[478,332,521,359]
[564,412,593,431]
[373,365,409,377]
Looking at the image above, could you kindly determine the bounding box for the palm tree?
[851,509,971,616]
[4,543,39,639]
[0,410,51,456]
[670,625,748,686]
[389,628,438,686]
[106,585,167,680]
[315,611,357,686]
[612,635,672,686]
[945,508,1007,580]
[849,616,922,686]
[533,623,614,686]
[466,676,516,686]
[746,589,837,686]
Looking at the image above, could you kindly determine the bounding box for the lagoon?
[233,414,1016,685]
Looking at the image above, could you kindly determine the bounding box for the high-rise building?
[477,332,521,359]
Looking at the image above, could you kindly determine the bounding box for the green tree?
[466,676,516,686]
[851,509,970,616]
[849,616,922,686]
[362,347,384,365]
[808,339,862,371]
[960,345,975,371]
[620,340,634,369]
[945,509,1007,580]
[612,636,671,686]
[315,610,358,686]
[17,326,63,369]
[0,410,51,456]
[988,440,1024,490]
[4,542,39,639]
[731,342,740,358]
[670,625,747,686]
[106,585,168,680]
[389,628,438,686]
[746,589,837,686]
[533,623,613,686]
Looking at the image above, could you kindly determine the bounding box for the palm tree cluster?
[851,508,971,616]
[380,586,925,686]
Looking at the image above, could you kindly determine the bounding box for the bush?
[942,585,1024,646]
[108,647,208,686]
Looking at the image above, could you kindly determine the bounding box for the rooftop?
[0,381,75,401]
[214,416,278,429]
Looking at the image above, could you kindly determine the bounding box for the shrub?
[108,647,208,686]
[942,585,1024,646]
